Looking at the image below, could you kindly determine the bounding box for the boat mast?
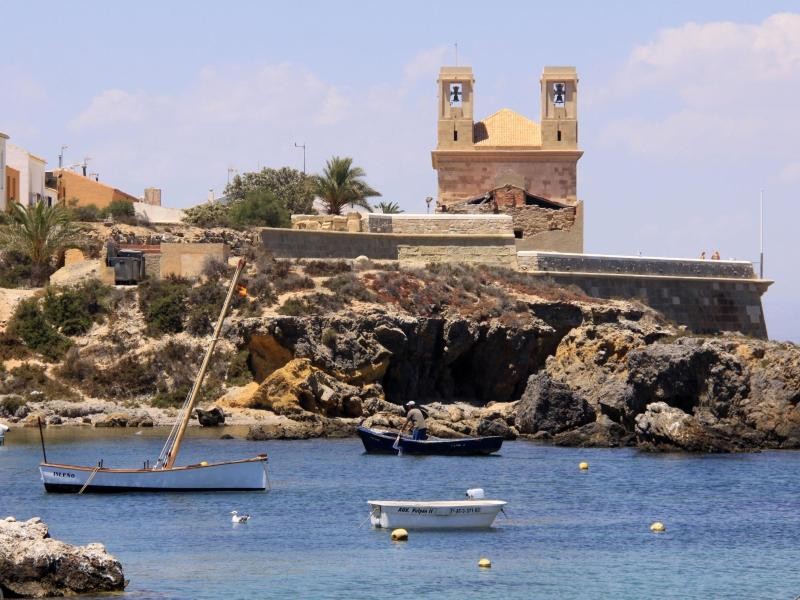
[162,257,246,469]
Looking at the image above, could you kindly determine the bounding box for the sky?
[2,0,798,341]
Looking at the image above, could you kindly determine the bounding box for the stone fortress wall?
[260,227,772,339]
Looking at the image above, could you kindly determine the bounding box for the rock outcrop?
[195,406,226,426]
[0,516,125,598]
[514,372,595,435]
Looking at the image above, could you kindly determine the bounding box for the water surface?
[1,427,798,599]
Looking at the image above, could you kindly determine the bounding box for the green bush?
[105,199,136,222]
[0,395,26,417]
[8,298,71,360]
[138,277,191,335]
[0,250,34,288]
[152,384,191,408]
[201,256,233,282]
[186,280,226,336]
[0,363,78,401]
[224,349,253,386]
[182,202,231,228]
[277,293,344,316]
[302,259,351,277]
[0,330,29,361]
[323,273,374,302]
[228,190,290,229]
[274,272,315,294]
[42,280,117,336]
[68,203,103,222]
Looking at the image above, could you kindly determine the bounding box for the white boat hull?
[40,457,268,493]
[368,500,506,529]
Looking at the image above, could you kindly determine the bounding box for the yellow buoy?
[391,528,408,541]
[200,461,209,466]
[579,461,589,470]
[478,558,492,568]
[650,521,666,533]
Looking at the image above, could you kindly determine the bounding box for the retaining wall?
[260,227,514,260]
[530,271,770,338]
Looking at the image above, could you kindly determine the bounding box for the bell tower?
[437,66,474,149]
[540,66,578,149]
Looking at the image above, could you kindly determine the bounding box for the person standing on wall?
[402,401,428,440]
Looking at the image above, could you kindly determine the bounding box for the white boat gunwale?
[367,500,507,508]
[40,455,267,474]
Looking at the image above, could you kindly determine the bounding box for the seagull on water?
[231,510,251,523]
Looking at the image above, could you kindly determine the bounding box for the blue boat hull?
[356,426,503,456]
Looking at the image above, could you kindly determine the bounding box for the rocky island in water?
[1,235,798,454]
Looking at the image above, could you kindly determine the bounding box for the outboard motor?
[466,488,485,500]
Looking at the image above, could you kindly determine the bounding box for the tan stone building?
[431,66,583,251]
[54,168,139,209]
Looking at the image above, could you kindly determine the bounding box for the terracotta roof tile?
[473,108,541,148]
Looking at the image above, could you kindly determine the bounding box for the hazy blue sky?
[2,1,798,341]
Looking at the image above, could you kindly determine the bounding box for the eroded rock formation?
[0,516,125,598]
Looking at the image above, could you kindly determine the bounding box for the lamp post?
[759,190,764,278]
[294,142,306,174]
[425,196,433,214]
[58,145,68,169]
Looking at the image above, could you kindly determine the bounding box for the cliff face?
[232,305,800,452]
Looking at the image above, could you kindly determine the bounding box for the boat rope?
[78,466,101,495]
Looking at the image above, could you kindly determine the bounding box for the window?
[557,130,562,141]
[453,130,458,142]
[513,229,523,239]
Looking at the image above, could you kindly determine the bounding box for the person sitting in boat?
[402,401,428,441]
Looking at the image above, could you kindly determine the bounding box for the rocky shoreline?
[0,516,125,598]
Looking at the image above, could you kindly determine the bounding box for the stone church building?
[431,66,583,251]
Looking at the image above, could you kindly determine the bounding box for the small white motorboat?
[367,489,506,529]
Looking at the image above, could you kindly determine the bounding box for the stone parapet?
[367,213,512,235]
[518,251,757,279]
[291,213,362,232]
[398,241,516,267]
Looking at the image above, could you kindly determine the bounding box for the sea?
[1,426,799,600]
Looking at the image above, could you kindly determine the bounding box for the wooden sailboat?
[40,258,269,493]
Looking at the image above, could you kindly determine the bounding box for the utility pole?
[294,142,306,174]
[82,157,91,177]
[759,190,764,278]
[58,145,68,169]
[227,167,237,186]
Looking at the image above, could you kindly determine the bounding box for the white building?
[6,142,47,208]
[0,132,8,211]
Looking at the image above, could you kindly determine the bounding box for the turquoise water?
[1,426,799,599]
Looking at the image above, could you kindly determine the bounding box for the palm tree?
[311,156,381,215]
[375,201,403,214]
[0,202,81,285]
